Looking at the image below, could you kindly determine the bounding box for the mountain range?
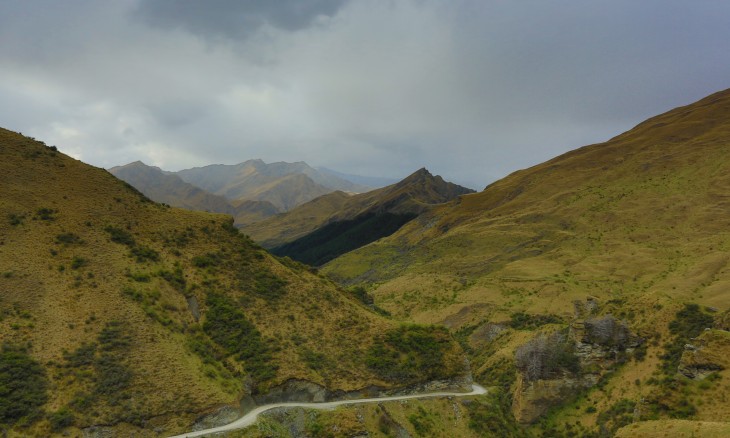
[109,159,380,226]
[0,129,466,436]
[4,87,730,437]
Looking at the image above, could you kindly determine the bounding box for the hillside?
[109,161,279,225]
[243,168,475,265]
[0,129,467,437]
[324,89,730,434]
[176,159,372,211]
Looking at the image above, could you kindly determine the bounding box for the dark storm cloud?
[1,0,729,189]
[134,0,350,40]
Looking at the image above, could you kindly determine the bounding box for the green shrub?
[55,233,82,245]
[253,271,288,300]
[71,256,88,270]
[366,324,453,383]
[466,389,522,437]
[0,345,49,425]
[596,399,636,434]
[509,312,562,330]
[407,406,435,436]
[130,245,160,263]
[192,253,222,268]
[159,266,186,292]
[661,304,714,374]
[203,293,276,387]
[63,343,96,367]
[48,407,74,431]
[35,207,57,221]
[8,213,25,226]
[104,226,135,246]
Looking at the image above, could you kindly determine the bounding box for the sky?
[1,1,729,189]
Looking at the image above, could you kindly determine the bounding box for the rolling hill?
[0,128,467,437]
[323,88,730,434]
[243,168,475,265]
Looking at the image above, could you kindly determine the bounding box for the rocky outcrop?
[512,372,596,424]
[679,329,730,379]
[190,406,241,432]
[512,309,643,424]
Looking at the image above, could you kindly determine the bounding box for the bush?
[661,304,714,374]
[70,256,88,270]
[252,271,288,300]
[203,293,276,387]
[509,312,562,330]
[366,324,453,383]
[104,226,135,246]
[0,345,49,425]
[8,213,25,226]
[48,408,74,431]
[130,245,160,263]
[192,253,222,268]
[35,207,57,221]
[55,233,83,245]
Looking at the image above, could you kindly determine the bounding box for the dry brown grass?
[0,128,464,436]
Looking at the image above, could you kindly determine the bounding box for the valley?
[2,88,730,437]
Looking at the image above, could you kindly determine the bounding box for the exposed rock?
[470,322,507,344]
[679,329,730,379]
[377,403,412,438]
[191,405,241,431]
[512,373,596,424]
[512,314,643,424]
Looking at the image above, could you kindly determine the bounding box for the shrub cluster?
[202,293,277,388]
[509,312,562,330]
[0,345,48,425]
[366,324,453,383]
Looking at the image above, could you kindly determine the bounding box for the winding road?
[169,384,488,437]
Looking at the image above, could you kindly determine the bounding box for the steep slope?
[175,159,372,211]
[243,168,475,265]
[324,89,730,433]
[0,129,466,437]
[109,161,279,225]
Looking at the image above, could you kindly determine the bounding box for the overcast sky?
[1,0,729,189]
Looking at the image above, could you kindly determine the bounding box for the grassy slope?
[0,129,464,437]
[323,89,730,432]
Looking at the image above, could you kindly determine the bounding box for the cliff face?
[512,302,643,424]
[678,330,730,380]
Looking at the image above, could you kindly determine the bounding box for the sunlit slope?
[0,129,465,436]
[324,88,730,324]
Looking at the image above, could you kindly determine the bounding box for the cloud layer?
[1,0,729,188]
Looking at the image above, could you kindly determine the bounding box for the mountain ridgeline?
[109,159,378,227]
[246,168,475,266]
[324,88,730,435]
[0,129,467,437]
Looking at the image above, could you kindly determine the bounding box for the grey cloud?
[134,0,349,40]
[1,0,729,190]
